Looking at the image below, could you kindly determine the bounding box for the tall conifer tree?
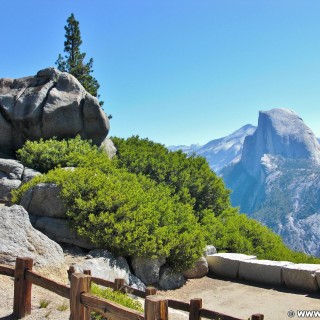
[56,14,103,105]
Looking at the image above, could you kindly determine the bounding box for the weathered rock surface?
[0,159,24,179]
[158,267,185,290]
[74,249,145,290]
[100,137,117,159]
[204,245,217,256]
[131,257,166,285]
[241,108,320,178]
[0,178,21,202]
[0,68,111,156]
[0,205,65,268]
[238,259,293,286]
[32,216,94,250]
[282,264,320,292]
[183,257,209,279]
[21,167,41,183]
[20,183,67,218]
[0,158,40,202]
[222,108,320,257]
[206,253,256,278]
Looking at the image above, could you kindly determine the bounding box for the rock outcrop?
[158,268,185,290]
[241,108,320,177]
[20,183,66,218]
[131,257,166,285]
[74,249,146,291]
[0,205,65,269]
[19,181,95,249]
[0,68,111,156]
[31,216,94,250]
[183,256,209,279]
[0,159,41,202]
[222,108,320,256]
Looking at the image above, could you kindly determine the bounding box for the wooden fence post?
[13,257,33,318]
[251,314,264,320]
[189,298,202,320]
[68,265,76,282]
[70,273,91,320]
[83,269,91,276]
[145,295,168,320]
[146,286,157,296]
[114,278,125,293]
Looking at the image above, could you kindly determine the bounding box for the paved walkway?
[160,275,320,320]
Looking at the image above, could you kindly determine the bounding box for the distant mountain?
[168,124,256,173]
[222,108,320,256]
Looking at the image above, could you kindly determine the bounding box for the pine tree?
[56,14,103,105]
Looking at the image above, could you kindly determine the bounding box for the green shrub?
[91,284,143,315]
[16,135,112,173]
[112,136,231,215]
[13,136,320,266]
[56,301,69,312]
[39,298,51,308]
[201,208,320,263]
[12,167,205,271]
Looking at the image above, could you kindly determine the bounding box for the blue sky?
[1,0,320,145]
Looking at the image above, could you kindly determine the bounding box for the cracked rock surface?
[0,68,110,156]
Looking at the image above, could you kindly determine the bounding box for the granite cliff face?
[0,68,111,157]
[241,109,320,178]
[222,108,320,256]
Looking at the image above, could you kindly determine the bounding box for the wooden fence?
[0,257,264,320]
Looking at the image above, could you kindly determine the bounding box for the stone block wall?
[206,253,320,292]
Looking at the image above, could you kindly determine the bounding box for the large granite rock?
[0,68,111,156]
[183,257,208,279]
[131,257,166,285]
[0,205,65,268]
[32,216,94,250]
[204,245,217,256]
[241,108,320,178]
[158,267,185,290]
[222,109,320,257]
[0,178,21,202]
[206,253,256,278]
[100,137,117,159]
[282,264,320,292]
[0,158,40,202]
[20,183,67,218]
[0,159,24,179]
[74,249,145,290]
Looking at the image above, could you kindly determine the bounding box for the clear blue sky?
[1,0,320,146]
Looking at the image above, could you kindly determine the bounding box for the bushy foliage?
[112,136,230,216]
[13,136,320,266]
[16,136,112,173]
[201,208,320,263]
[91,284,143,319]
[12,166,205,271]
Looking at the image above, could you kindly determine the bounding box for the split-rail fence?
[0,257,264,320]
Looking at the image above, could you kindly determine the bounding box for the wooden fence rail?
[0,257,264,320]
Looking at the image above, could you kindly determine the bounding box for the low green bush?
[112,136,231,215]
[16,135,112,173]
[91,283,143,319]
[12,167,205,271]
[13,136,320,266]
